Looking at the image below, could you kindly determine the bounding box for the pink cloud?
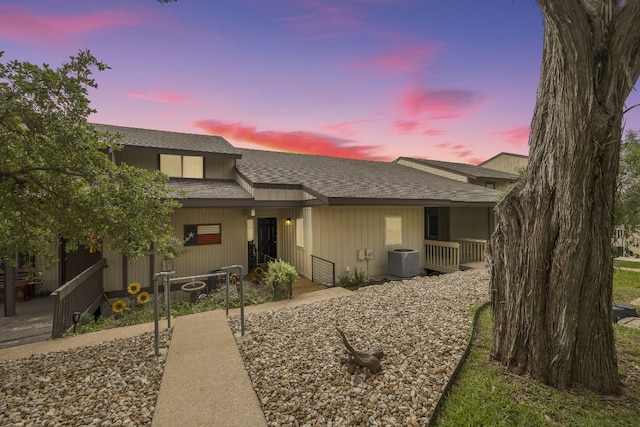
[193,119,390,161]
[0,4,145,46]
[422,128,445,137]
[323,119,376,137]
[489,126,530,147]
[393,120,422,133]
[400,87,485,119]
[436,143,450,148]
[467,157,484,165]
[347,43,439,75]
[129,91,195,105]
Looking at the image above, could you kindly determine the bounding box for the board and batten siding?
[166,208,248,279]
[204,158,236,179]
[311,206,424,280]
[100,208,248,292]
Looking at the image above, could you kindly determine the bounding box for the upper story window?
[160,154,203,178]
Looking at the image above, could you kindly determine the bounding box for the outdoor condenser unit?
[388,249,420,278]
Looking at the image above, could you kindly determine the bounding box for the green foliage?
[616,129,640,233]
[263,259,298,299]
[72,284,271,335]
[352,267,367,285]
[338,270,352,286]
[612,269,640,304]
[0,50,181,264]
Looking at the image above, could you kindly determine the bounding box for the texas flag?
[185,224,221,245]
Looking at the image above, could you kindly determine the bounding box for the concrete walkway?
[151,286,353,427]
[0,286,353,426]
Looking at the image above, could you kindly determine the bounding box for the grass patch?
[613,269,640,304]
[614,260,640,270]
[433,275,640,427]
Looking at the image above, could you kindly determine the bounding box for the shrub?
[353,268,367,285]
[338,270,353,287]
[263,259,299,299]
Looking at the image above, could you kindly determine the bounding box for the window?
[160,154,203,178]
[296,217,304,247]
[247,219,254,242]
[385,216,402,247]
[426,207,439,240]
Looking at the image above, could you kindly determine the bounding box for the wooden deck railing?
[455,238,488,264]
[425,240,460,273]
[51,258,106,338]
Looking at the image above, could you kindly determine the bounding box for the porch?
[425,238,488,273]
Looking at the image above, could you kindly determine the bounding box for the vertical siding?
[100,208,248,292]
[205,158,236,179]
[311,206,424,280]
[115,151,157,171]
[168,208,248,278]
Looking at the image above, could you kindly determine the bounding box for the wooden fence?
[51,258,106,338]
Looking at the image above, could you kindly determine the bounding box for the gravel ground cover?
[0,330,171,426]
[228,269,490,427]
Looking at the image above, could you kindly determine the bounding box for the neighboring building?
[36,124,505,296]
[479,152,529,175]
[395,157,520,190]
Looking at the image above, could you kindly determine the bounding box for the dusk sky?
[2,1,640,164]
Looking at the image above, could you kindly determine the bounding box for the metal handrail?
[150,265,245,356]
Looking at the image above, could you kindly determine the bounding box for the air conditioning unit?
[388,249,420,278]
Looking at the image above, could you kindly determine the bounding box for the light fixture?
[72,311,81,333]
[285,218,292,226]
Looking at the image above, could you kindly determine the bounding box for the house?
[395,157,520,189]
[478,152,529,175]
[34,124,503,297]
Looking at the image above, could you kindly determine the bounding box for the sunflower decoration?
[112,299,127,314]
[127,281,142,295]
[137,291,151,305]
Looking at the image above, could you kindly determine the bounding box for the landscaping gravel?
[228,269,490,426]
[0,330,171,426]
[0,269,489,426]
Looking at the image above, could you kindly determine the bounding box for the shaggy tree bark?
[487,0,640,394]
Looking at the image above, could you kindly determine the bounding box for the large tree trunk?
[487,0,640,394]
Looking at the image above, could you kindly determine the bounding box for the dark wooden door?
[257,218,277,261]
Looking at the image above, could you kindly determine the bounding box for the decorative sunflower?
[112,299,127,313]
[127,281,142,295]
[137,291,151,305]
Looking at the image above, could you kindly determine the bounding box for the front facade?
[40,125,503,293]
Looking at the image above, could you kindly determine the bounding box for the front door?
[257,217,277,262]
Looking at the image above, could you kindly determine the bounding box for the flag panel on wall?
[184,224,221,246]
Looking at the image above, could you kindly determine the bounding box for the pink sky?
[1,0,639,164]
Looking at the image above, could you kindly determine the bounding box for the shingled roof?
[93,123,241,157]
[396,157,520,181]
[237,149,500,205]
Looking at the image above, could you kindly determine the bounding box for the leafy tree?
[487,1,640,395]
[0,50,181,267]
[616,129,640,233]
